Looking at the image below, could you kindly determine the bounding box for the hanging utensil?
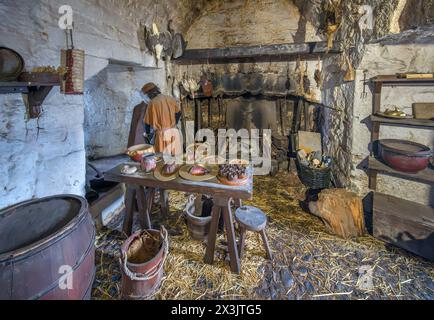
[361,70,368,99]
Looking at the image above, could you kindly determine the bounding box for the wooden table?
[104,163,253,273]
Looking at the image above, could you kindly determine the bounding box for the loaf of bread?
[189,165,210,176]
[162,162,177,176]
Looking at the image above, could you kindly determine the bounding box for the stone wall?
[0,0,88,209]
[84,64,167,159]
[185,0,321,49]
[0,0,182,209]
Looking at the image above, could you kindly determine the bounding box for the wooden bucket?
[184,194,213,241]
[120,228,168,300]
[0,195,95,300]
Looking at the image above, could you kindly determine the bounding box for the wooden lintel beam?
[174,41,341,64]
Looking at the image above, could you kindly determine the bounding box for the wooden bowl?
[217,175,249,186]
[126,144,154,162]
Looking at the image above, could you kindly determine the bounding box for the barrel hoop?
[0,198,91,264]
[81,269,96,300]
[27,227,96,300]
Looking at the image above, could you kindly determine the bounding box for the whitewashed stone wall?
[0,0,88,209]
[84,64,168,159]
[0,0,176,209]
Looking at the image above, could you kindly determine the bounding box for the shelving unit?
[367,75,434,261]
[370,115,434,128]
[0,80,60,118]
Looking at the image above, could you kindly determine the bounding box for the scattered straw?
[92,172,434,300]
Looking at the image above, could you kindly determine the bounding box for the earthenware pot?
[378,139,432,173]
[141,153,157,173]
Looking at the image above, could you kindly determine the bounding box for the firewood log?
[309,189,366,238]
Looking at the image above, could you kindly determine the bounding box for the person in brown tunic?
[141,83,182,156]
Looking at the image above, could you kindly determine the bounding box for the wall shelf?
[174,41,342,64]
[368,157,434,185]
[369,75,434,189]
[0,80,60,118]
[367,74,434,261]
[368,75,434,260]
[370,115,434,128]
[371,75,434,86]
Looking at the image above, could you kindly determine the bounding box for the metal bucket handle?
[183,194,196,217]
[120,226,168,281]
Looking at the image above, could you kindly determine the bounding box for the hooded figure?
[141,83,182,156]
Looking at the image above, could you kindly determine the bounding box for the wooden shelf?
[368,157,434,185]
[370,115,434,129]
[367,74,434,261]
[373,192,434,261]
[372,75,434,86]
[0,80,60,118]
[175,41,341,64]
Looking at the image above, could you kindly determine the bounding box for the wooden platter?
[217,175,249,186]
[375,112,413,120]
[154,163,180,182]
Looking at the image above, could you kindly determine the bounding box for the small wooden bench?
[235,206,273,261]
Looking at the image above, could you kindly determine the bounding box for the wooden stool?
[235,206,273,260]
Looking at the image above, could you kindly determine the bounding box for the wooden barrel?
[0,195,95,300]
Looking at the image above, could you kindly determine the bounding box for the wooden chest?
[373,192,434,261]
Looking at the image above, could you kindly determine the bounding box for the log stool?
[235,206,273,260]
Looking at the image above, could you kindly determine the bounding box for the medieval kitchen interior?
[0,0,433,301]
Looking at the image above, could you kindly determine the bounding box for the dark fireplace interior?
[178,69,321,171]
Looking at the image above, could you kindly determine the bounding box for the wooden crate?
[373,192,434,261]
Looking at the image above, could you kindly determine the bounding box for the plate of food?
[217,164,249,186]
[126,144,155,162]
[179,164,218,182]
[154,162,180,181]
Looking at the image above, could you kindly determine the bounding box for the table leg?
[136,186,152,230]
[234,199,243,209]
[204,205,222,265]
[123,186,136,236]
[144,188,156,227]
[160,189,169,218]
[238,227,246,259]
[221,204,241,273]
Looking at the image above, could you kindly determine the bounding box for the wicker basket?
[296,155,332,190]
